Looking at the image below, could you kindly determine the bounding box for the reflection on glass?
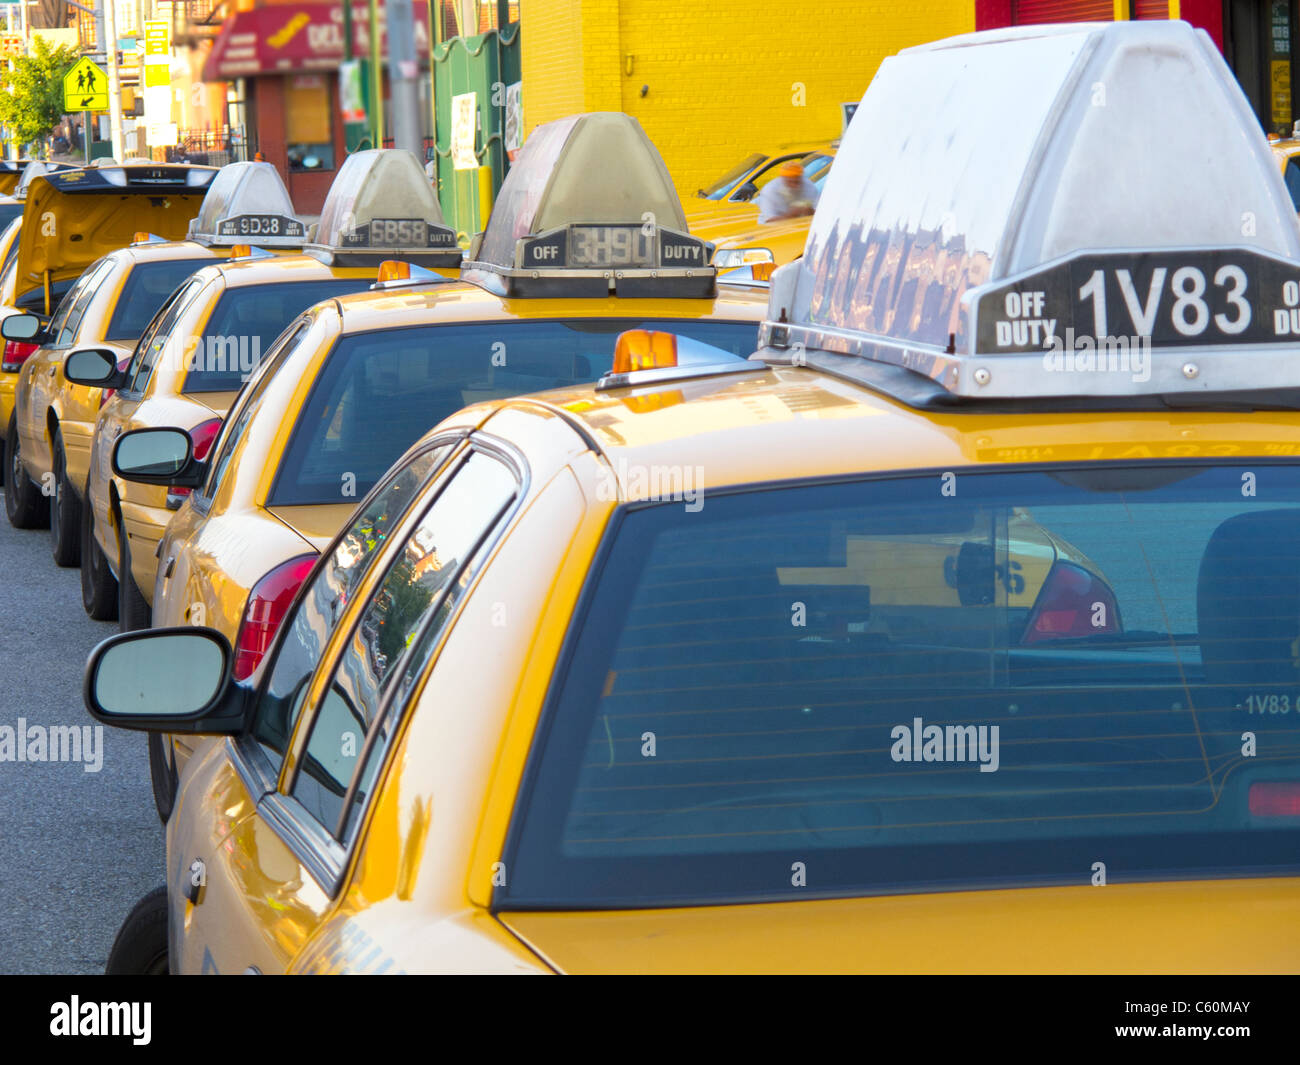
[249,447,446,767]
[293,452,517,835]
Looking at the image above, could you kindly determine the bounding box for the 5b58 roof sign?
[461,112,715,298]
[305,149,460,268]
[759,20,1300,405]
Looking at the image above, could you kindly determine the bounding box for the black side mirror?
[112,427,205,488]
[1,312,48,344]
[732,181,759,202]
[83,627,250,735]
[64,347,127,389]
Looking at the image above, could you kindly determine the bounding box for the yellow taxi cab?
[689,142,834,208]
[109,114,767,822]
[0,162,91,464]
[689,151,834,270]
[686,146,837,232]
[85,21,1300,974]
[61,153,448,632]
[1270,129,1300,211]
[1,162,225,552]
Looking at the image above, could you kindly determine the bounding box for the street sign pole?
[102,0,124,160]
[368,0,383,148]
[83,110,90,163]
[387,0,420,156]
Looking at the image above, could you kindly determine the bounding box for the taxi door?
[90,277,205,539]
[171,436,518,972]
[18,258,113,477]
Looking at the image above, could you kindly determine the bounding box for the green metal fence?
[431,21,520,240]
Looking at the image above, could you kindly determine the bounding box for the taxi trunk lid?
[14,165,215,308]
[498,877,1300,973]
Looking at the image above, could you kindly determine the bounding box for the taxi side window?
[199,319,310,504]
[124,277,204,394]
[248,442,453,768]
[49,258,114,349]
[289,450,518,839]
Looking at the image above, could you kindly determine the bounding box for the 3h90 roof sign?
[461,112,715,298]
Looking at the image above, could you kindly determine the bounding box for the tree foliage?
[0,37,78,148]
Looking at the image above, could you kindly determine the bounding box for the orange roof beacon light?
[599,329,761,391]
[612,329,679,374]
[370,258,454,290]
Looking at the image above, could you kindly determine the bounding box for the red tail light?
[1,340,38,373]
[1249,782,1300,818]
[165,417,223,510]
[1022,561,1121,643]
[232,554,317,681]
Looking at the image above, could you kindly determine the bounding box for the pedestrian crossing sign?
[63,58,109,112]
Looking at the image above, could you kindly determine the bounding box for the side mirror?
[64,347,127,388]
[83,628,249,734]
[1,312,47,343]
[732,181,758,202]
[112,427,204,487]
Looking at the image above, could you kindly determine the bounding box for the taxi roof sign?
[461,112,715,298]
[306,149,460,267]
[188,161,305,247]
[760,20,1300,404]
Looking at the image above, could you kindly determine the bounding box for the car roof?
[331,279,771,333]
[112,239,225,265]
[187,252,372,288]
[485,364,1300,499]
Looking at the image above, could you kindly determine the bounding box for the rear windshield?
[183,279,373,393]
[0,201,21,231]
[106,258,209,340]
[269,317,759,506]
[502,464,1300,908]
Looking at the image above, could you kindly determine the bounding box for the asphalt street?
[0,487,163,975]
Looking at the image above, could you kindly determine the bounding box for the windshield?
[106,258,210,341]
[698,153,766,199]
[0,201,22,231]
[270,317,760,506]
[503,464,1300,908]
[183,279,373,393]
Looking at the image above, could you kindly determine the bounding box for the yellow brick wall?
[521,0,975,199]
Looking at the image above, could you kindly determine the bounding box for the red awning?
[203,3,429,81]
